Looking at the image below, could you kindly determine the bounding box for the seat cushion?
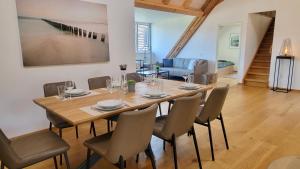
[84,132,113,157]
[153,116,169,140]
[173,58,185,69]
[46,111,73,129]
[11,131,70,167]
[195,105,206,123]
[163,59,173,67]
[171,68,193,77]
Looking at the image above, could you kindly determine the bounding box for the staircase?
[244,20,274,87]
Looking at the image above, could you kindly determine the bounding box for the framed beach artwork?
[229,33,240,48]
[16,0,110,67]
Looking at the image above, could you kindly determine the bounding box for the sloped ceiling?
[135,0,208,16]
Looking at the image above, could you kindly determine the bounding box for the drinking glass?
[57,85,66,100]
[65,81,74,91]
[106,79,113,94]
[187,74,194,84]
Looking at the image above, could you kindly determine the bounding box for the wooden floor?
[14,84,300,169]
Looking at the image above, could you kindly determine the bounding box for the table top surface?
[34,79,212,125]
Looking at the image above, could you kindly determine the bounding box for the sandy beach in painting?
[19,18,109,66]
[16,0,109,67]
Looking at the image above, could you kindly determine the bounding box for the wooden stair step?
[244,78,268,88]
[254,60,271,63]
[247,72,269,76]
[251,66,270,69]
[245,78,268,83]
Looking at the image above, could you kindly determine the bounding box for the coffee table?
[138,70,170,79]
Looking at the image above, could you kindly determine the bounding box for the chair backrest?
[0,129,20,168]
[88,76,110,90]
[106,104,158,163]
[198,84,229,122]
[43,81,75,125]
[161,93,202,138]
[43,81,75,97]
[126,73,143,82]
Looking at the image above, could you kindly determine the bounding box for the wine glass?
[65,81,74,91]
[182,74,188,84]
[65,81,74,99]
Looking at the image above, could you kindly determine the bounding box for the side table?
[272,56,295,93]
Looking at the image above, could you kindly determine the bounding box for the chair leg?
[53,156,58,169]
[90,122,96,137]
[59,129,63,165]
[171,135,178,169]
[107,120,111,132]
[145,144,156,169]
[75,125,79,139]
[191,127,202,169]
[86,149,91,169]
[111,120,114,128]
[64,152,71,169]
[89,122,93,134]
[158,104,162,116]
[219,113,229,149]
[1,161,4,169]
[168,102,171,113]
[207,120,215,161]
[136,154,139,163]
[119,156,125,169]
[49,122,52,131]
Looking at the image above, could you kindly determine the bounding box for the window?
[135,22,151,53]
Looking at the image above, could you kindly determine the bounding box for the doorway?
[216,23,242,80]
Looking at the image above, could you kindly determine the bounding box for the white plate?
[65,89,86,95]
[143,94,168,99]
[94,103,124,111]
[146,91,165,97]
[180,84,199,90]
[96,99,123,109]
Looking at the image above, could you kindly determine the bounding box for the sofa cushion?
[187,59,196,70]
[163,59,173,67]
[170,68,193,77]
[183,59,192,69]
[173,58,185,69]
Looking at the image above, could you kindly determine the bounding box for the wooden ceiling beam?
[166,0,224,58]
[182,0,193,9]
[135,0,204,17]
[162,0,171,5]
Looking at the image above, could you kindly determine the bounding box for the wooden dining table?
[34,79,213,126]
[33,79,212,168]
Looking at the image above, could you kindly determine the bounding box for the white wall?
[217,24,242,71]
[135,8,194,62]
[178,0,300,88]
[0,0,135,137]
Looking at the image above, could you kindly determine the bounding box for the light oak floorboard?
[4,84,300,169]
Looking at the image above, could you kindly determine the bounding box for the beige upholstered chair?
[195,84,230,161]
[84,104,158,169]
[44,81,96,164]
[153,93,203,169]
[88,76,110,90]
[88,76,119,132]
[126,72,143,82]
[0,129,70,169]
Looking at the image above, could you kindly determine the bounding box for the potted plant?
[127,80,136,92]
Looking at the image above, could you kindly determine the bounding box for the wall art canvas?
[229,33,240,48]
[16,0,109,67]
